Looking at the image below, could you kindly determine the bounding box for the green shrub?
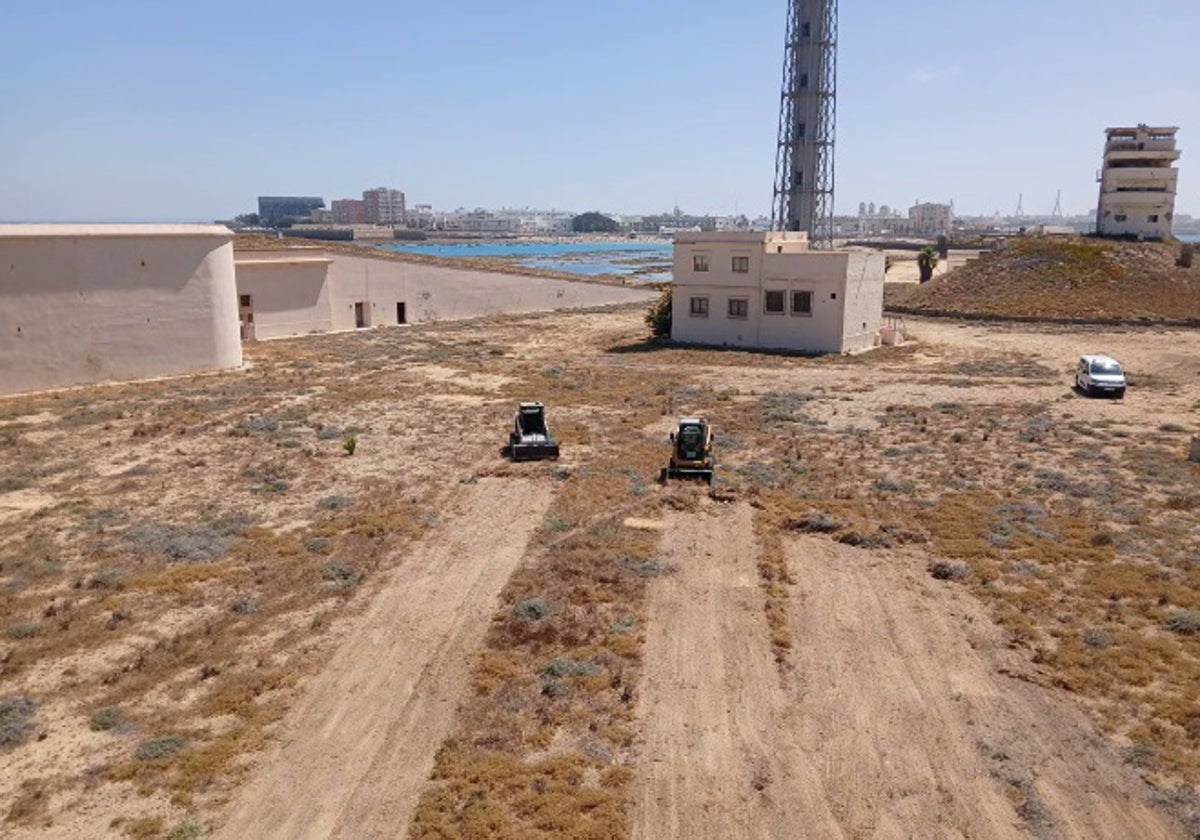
[166,822,207,840]
[0,696,37,748]
[645,288,672,338]
[514,598,553,622]
[7,622,39,640]
[1164,610,1200,636]
[317,495,352,510]
[135,734,186,760]
[322,560,361,589]
[930,560,972,581]
[90,707,126,732]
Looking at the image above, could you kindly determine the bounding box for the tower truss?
[772,0,838,248]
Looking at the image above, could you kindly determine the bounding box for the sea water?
[376,240,673,282]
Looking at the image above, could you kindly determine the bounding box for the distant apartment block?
[363,187,406,226]
[908,202,953,235]
[1096,125,1180,239]
[258,196,325,223]
[331,199,367,225]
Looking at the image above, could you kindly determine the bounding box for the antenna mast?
[772,0,838,248]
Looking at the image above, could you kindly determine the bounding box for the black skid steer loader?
[660,417,714,484]
[507,402,560,461]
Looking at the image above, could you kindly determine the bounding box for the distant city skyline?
[1,0,1197,222]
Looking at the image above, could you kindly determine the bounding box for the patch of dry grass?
[410,437,666,837]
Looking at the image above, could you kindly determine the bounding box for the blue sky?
[1,0,1197,222]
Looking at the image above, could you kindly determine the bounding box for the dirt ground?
[636,500,1175,838]
[2,304,1198,838]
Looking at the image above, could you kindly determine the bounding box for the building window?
[801,22,811,37]
[1114,214,1127,222]
[1148,214,1160,223]
[689,296,709,317]
[693,254,709,272]
[731,256,750,273]
[728,298,749,319]
[764,290,785,314]
[800,73,809,89]
[791,290,813,316]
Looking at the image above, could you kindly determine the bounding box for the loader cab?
[674,418,708,463]
[662,416,715,484]
[517,403,549,437]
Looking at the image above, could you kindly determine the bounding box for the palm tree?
[917,246,939,283]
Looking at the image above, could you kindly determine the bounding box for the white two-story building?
[670,231,885,354]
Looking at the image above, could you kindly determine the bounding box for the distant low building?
[1096,125,1180,240]
[331,199,367,225]
[258,196,325,224]
[443,210,521,234]
[670,231,885,354]
[0,225,242,396]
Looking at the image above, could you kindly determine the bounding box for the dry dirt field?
[2,304,1199,839]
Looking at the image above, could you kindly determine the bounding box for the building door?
[355,301,368,329]
[396,302,406,325]
[239,294,256,341]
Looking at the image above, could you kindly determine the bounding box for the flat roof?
[0,224,232,238]
[1105,126,1178,134]
[673,231,810,244]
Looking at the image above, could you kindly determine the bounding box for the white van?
[1075,354,1126,398]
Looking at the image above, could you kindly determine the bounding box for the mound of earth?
[889,236,1200,322]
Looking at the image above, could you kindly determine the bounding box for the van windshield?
[1090,360,1123,374]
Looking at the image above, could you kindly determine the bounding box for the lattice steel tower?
[772,0,838,248]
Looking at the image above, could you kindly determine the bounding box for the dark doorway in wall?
[239,294,256,341]
[355,301,368,329]
[396,302,407,324]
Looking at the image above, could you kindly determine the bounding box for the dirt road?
[213,478,551,840]
[633,501,1183,839]
[633,501,845,838]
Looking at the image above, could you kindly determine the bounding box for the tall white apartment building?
[1096,125,1180,239]
[362,187,406,226]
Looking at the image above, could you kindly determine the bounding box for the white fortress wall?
[233,250,335,339]
[0,225,241,397]
[324,254,656,329]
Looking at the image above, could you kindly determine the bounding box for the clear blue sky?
[2,0,1197,222]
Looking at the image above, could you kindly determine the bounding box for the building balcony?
[1104,149,1181,164]
[1098,192,1177,208]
